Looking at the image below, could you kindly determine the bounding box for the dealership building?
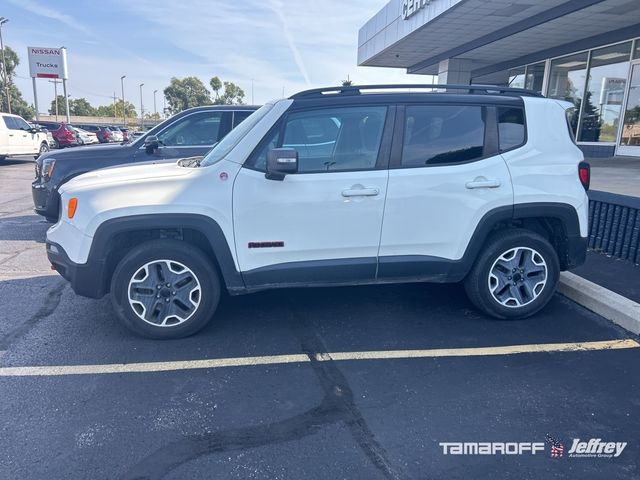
[358,0,640,158]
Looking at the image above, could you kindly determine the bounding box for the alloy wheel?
[128,259,201,327]
[488,247,547,308]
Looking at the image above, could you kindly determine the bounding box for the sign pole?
[62,78,70,123]
[32,77,39,121]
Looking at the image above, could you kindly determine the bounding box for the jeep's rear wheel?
[110,239,220,339]
[464,229,559,319]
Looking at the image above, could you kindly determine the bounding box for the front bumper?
[46,241,107,299]
[31,180,59,219]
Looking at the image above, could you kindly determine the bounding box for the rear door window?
[233,111,253,128]
[3,116,18,130]
[401,105,486,166]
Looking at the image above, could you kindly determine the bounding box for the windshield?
[200,103,274,167]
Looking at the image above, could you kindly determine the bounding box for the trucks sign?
[27,46,68,79]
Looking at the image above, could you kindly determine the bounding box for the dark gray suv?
[32,105,257,221]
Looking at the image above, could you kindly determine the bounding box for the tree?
[342,76,353,87]
[70,98,97,116]
[94,100,136,118]
[144,112,161,121]
[210,77,245,105]
[163,76,211,114]
[210,76,222,100]
[0,46,35,119]
[49,95,68,116]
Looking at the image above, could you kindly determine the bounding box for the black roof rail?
[290,84,544,99]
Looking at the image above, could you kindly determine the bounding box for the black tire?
[464,229,559,319]
[44,216,58,223]
[110,239,221,339]
[35,142,50,159]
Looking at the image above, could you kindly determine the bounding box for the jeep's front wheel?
[110,239,220,339]
[464,229,559,319]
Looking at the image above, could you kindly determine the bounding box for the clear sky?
[3,0,430,114]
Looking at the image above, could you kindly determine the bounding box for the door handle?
[342,185,380,197]
[465,177,501,189]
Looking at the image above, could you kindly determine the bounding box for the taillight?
[578,161,590,191]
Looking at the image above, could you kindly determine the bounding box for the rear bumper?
[46,241,107,299]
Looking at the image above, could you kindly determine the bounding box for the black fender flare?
[456,202,582,277]
[90,213,244,293]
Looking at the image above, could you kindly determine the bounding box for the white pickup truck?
[0,113,50,160]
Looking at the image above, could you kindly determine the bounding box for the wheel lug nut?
[172,291,176,295]
[157,285,161,289]
[165,298,170,303]
[156,295,160,298]
[166,283,171,287]
[508,276,512,280]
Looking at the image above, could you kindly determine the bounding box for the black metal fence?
[588,191,640,265]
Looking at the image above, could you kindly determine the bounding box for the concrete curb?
[558,271,640,335]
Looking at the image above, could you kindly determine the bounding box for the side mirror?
[144,135,160,154]
[266,148,298,181]
[29,127,40,133]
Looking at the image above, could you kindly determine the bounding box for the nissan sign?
[27,46,68,79]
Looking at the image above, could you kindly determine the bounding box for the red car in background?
[52,123,78,148]
[82,125,115,143]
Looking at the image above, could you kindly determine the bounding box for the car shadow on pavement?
[0,158,35,166]
[0,215,49,243]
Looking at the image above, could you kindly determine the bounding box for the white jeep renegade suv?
[46,85,590,338]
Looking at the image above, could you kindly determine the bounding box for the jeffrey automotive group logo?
[567,438,627,458]
[439,435,627,459]
[546,434,627,459]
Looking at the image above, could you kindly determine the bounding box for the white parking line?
[0,339,637,377]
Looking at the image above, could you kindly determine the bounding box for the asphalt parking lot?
[1,157,639,480]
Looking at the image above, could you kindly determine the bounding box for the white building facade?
[358,0,640,158]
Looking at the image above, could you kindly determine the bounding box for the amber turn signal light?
[67,198,78,219]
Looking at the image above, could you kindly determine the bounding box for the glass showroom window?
[633,39,640,60]
[578,42,632,142]
[525,62,545,93]
[508,66,526,89]
[548,52,589,136]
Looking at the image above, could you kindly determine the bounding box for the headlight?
[42,158,56,180]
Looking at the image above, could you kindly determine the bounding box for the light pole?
[0,17,12,114]
[139,83,144,129]
[48,79,61,121]
[120,75,126,127]
[153,89,157,117]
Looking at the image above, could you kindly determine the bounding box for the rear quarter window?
[497,107,526,152]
